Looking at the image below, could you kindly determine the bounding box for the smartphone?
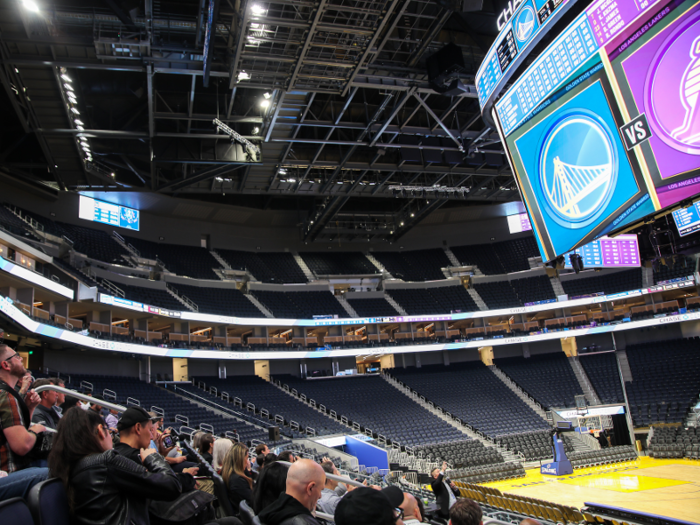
[162,435,175,448]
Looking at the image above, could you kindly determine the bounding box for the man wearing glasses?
[0,344,46,473]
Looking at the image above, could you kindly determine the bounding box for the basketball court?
[484,458,700,523]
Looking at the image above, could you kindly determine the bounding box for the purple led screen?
[619,5,700,208]
[564,234,640,268]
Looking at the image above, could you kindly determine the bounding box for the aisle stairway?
[489,365,548,420]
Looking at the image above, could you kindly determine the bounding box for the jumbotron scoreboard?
[477,0,700,262]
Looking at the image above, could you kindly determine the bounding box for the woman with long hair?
[221,442,254,513]
[48,407,181,525]
[252,461,288,514]
[212,438,233,473]
[198,433,215,465]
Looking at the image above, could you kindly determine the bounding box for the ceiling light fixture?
[237,70,250,81]
[22,0,40,13]
[251,4,267,15]
[64,83,74,91]
[61,73,72,82]
[263,92,272,99]
[76,125,84,131]
[259,99,270,109]
[74,119,84,126]
[70,107,80,114]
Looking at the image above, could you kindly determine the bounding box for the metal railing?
[34,385,126,413]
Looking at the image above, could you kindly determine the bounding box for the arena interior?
[0,0,699,524]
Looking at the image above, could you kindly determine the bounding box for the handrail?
[174,385,272,429]
[276,461,365,488]
[33,385,127,413]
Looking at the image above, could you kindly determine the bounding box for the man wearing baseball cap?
[114,407,198,485]
[334,486,405,525]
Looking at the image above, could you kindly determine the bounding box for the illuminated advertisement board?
[78,195,140,231]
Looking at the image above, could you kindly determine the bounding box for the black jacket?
[257,493,321,525]
[114,442,196,492]
[70,449,182,525]
[227,473,254,512]
[431,472,459,518]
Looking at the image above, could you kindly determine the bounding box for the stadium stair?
[165,283,198,312]
[364,253,392,276]
[616,350,633,382]
[549,275,566,297]
[210,249,233,271]
[292,253,315,281]
[467,287,489,311]
[568,356,602,405]
[443,247,462,267]
[380,372,521,464]
[335,294,359,318]
[489,365,548,420]
[245,294,274,318]
[384,294,408,315]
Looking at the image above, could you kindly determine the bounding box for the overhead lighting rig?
[212,118,260,157]
[387,185,471,195]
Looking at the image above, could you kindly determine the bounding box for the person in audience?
[17,372,33,397]
[253,443,269,473]
[334,486,404,525]
[0,464,49,501]
[277,450,296,464]
[114,406,198,491]
[257,458,325,525]
[90,394,106,419]
[212,438,233,473]
[222,442,254,512]
[263,452,278,469]
[318,461,345,515]
[105,407,119,432]
[0,344,46,473]
[448,499,482,525]
[51,377,66,419]
[519,519,542,525]
[252,461,288,514]
[415,498,426,524]
[431,462,459,520]
[199,433,215,465]
[400,493,423,525]
[30,378,60,430]
[48,406,182,525]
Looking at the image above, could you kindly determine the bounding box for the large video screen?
[78,195,140,231]
[495,0,700,261]
[563,234,641,268]
[672,201,700,236]
[507,212,533,233]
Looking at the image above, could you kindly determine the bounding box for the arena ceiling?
[0,0,515,242]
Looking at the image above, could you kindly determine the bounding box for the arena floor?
[484,458,700,523]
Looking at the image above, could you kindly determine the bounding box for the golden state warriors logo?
[515,5,536,45]
[538,111,618,228]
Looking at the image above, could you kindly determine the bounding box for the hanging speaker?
[268,426,280,441]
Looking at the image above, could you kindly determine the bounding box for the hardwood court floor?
[484,457,700,523]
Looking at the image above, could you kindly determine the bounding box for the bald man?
[400,493,423,525]
[258,458,325,525]
[520,519,543,525]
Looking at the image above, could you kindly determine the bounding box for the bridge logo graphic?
[538,111,618,228]
[515,5,536,45]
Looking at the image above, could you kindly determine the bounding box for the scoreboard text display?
[78,195,140,231]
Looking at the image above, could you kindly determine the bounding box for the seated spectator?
[263,452,278,469]
[258,459,325,525]
[105,407,119,432]
[0,344,47,473]
[222,442,254,512]
[198,433,214,465]
[318,461,344,515]
[89,394,106,420]
[449,499,482,525]
[277,450,296,464]
[520,520,543,525]
[212,438,233,473]
[252,462,288,514]
[114,407,198,490]
[51,377,66,420]
[0,465,49,501]
[48,406,182,525]
[335,486,404,525]
[31,378,60,430]
[253,444,269,472]
[400,493,423,525]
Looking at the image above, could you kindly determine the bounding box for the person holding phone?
[48,406,182,525]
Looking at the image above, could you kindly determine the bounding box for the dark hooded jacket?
[257,493,321,525]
